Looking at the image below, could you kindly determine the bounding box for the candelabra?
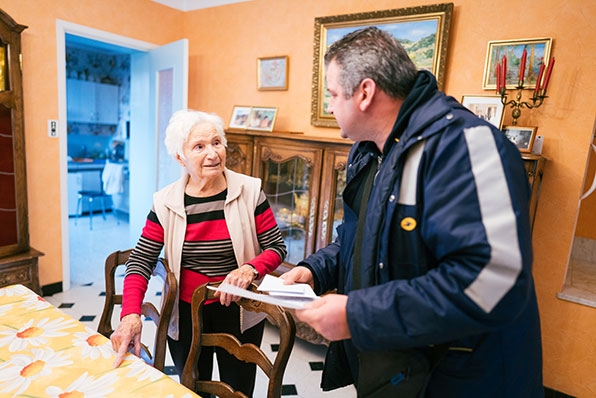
[499,85,547,126]
[495,49,555,126]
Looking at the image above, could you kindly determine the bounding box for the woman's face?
[177,122,226,181]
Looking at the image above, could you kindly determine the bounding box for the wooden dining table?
[0,284,200,397]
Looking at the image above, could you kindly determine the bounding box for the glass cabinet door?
[316,148,348,251]
[0,12,28,258]
[254,139,323,269]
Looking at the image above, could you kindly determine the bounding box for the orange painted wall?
[2,0,596,395]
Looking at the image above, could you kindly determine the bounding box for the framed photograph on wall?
[247,106,278,132]
[502,125,538,153]
[311,3,453,128]
[483,37,552,90]
[257,56,288,91]
[461,95,505,129]
[228,105,252,129]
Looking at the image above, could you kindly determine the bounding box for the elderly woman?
[110,109,287,396]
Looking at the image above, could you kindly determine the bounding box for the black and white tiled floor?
[44,213,356,397]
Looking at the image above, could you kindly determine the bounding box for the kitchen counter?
[68,159,128,172]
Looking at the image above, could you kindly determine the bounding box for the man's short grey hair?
[164,109,227,160]
[324,26,418,100]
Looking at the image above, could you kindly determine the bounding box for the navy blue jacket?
[301,71,543,397]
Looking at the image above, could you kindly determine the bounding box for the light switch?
[48,119,58,138]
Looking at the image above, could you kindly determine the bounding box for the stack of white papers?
[209,275,318,309]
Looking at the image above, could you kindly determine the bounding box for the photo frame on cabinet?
[228,105,252,129]
[502,125,538,153]
[257,56,288,91]
[461,95,505,129]
[311,3,453,128]
[246,106,278,132]
[483,37,552,90]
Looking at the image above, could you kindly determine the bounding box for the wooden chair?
[181,282,296,398]
[97,249,177,371]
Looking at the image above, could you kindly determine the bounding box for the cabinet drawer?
[0,252,42,295]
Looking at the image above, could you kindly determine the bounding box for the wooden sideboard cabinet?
[226,130,351,345]
[226,130,351,274]
[0,9,43,294]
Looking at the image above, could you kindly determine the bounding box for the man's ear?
[357,78,376,111]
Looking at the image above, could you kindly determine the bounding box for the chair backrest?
[97,248,177,371]
[181,282,296,398]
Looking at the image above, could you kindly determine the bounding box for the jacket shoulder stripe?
[462,126,522,313]
[398,140,425,205]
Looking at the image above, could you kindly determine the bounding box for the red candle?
[534,63,545,96]
[502,55,507,88]
[496,63,501,92]
[518,48,527,86]
[542,57,555,93]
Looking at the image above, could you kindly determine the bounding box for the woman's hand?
[110,313,143,368]
[217,264,257,306]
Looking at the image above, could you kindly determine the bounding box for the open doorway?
[57,20,188,291]
[65,34,132,287]
[558,117,596,306]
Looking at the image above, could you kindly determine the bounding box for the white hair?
[164,109,227,160]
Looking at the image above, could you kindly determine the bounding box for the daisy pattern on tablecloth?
[72,330,113,360]
[125,357,164,382]
[19,293,53,311]
[0,284,31,299]
[0,303,13,318]
[46,370,118,397]
[0,347,72,396]
[0,317,77,352]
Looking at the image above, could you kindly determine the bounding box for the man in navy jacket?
[282,27,543,397]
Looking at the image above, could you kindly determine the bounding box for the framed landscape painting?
[311,3,453,128]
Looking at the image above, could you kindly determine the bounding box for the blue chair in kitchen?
[75,169,108,230]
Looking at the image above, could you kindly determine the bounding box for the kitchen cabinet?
[0,9,43,294]
[66,79,119,124]
[225,130,351,274]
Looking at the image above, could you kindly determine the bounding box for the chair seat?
[78,190,106,197]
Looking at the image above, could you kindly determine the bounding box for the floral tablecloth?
[0,284,199,397]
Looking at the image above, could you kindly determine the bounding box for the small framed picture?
[502,126,538,153]
[229,105,252,129]
[461,95,505,129]
[247,106,278,132]
[257,56,288,91]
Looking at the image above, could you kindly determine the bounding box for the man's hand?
[295,293,351,341]
[110,313,143,368]
[279,266,314,289]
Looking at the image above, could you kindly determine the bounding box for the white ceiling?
[151,0,252,11]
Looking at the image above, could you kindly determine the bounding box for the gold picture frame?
[257,56,288,91]
[483,37,552,90]
[311,3,453,128]
[502,125,538,153]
